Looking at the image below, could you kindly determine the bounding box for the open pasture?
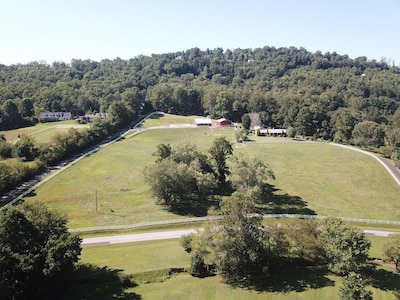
[25,126,235,228]
[140,112,200,127]
[0,120,85,143]
[24,115,400,228]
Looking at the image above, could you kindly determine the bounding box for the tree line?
[1,47,399,156]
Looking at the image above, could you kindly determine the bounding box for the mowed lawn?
[77,236,400,300]
[0,120,84,143]
[24,120,400,228]
[236,141,400,220]
[25,126,236,228]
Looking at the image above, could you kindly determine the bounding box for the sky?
[1,0,400,66]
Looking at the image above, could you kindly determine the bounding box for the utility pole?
[95,189,98,214]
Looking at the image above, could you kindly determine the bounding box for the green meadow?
[24,113,400,228]
[17,113,400,299]
[74,235,399,300]
[0,120,86,143]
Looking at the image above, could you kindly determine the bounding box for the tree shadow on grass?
[254,184,317,216]
[168,183,234,217]
[168,198,220,217]
[61,263,141,300]
[240,266,335,294]
[363,264,400,293]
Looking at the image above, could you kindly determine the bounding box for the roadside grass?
[0,120,80,143]
[367,235,387,259]
[80,239,191,275]
[77,237,400,300]
[23,125,400,228]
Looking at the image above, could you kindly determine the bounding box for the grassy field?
[75,236,400,299]
[24,114,400,228]
[0,120,86,143]
[139,112,199,127]
[18,113,400,299]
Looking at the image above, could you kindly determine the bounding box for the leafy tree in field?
[145,143,218,208]
[0,203,81,300]
[319,218,371,275]
[144,159,197,207]
[228,154,275,204]
[208,137,233,184]
[11,135,39,161]
[382,234,400,272]
[338,272,373,300]
[152,143,172,162]
[283,220,325,264]
[241,113,251,130]
[196,193,271,283]
[234,127,248,142]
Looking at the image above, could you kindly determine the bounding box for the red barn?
[216,118,233,126]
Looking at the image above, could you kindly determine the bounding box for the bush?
[190,253,209,278]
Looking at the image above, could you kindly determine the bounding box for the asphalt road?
[81,229,198,246]
[81,228,399,247]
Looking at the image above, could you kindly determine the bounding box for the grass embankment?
[24,113,400,228]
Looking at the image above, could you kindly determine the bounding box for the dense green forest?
[1,46,400,196]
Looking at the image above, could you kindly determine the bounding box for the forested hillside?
[1,46,400,164]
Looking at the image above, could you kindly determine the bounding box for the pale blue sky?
[1,0,400,65]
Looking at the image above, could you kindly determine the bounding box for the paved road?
[81,228,399,247]
[81,229,198,246]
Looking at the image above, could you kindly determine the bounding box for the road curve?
[81,228,399,247]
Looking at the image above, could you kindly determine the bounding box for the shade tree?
[0,203,81,300]
[318,218,371,275]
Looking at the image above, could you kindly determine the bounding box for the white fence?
[69,214,400,233]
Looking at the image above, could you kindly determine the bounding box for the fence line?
[69,214,400,233]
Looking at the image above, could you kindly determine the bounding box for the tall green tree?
[0,203,81,300]
[382,234,400,272]
[228,154,275,203]
[319,218,370,275]
[208,137,233,184]
[195,193,272,283]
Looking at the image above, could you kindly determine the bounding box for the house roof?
[194,118,213,125]
[216,118,230,122]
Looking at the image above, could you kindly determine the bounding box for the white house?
[39,112,72,122]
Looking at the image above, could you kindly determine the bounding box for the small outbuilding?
[194,118,213,126]
[215,118,233,126]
